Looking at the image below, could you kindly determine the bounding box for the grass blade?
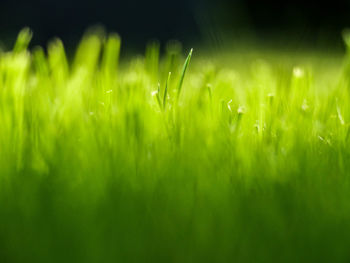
[13,28,32,53]
[163,72,171,110]
[176,48,193,100]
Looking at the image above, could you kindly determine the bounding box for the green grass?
[1,28,350,262]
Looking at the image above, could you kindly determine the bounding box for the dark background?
[1,0,350,48]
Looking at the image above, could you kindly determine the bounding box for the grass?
[1,28,350,262]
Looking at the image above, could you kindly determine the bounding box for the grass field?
[1,28,350,262]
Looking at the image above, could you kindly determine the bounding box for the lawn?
[1,28,350,262]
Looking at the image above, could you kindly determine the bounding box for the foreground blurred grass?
[1,28,350,262]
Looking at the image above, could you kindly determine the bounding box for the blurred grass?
[0,28,350,262]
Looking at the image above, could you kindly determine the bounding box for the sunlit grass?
[1,28,350,262]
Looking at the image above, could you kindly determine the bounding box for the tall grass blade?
[176,48,193,100]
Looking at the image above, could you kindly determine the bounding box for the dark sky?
[1,0,350,47]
